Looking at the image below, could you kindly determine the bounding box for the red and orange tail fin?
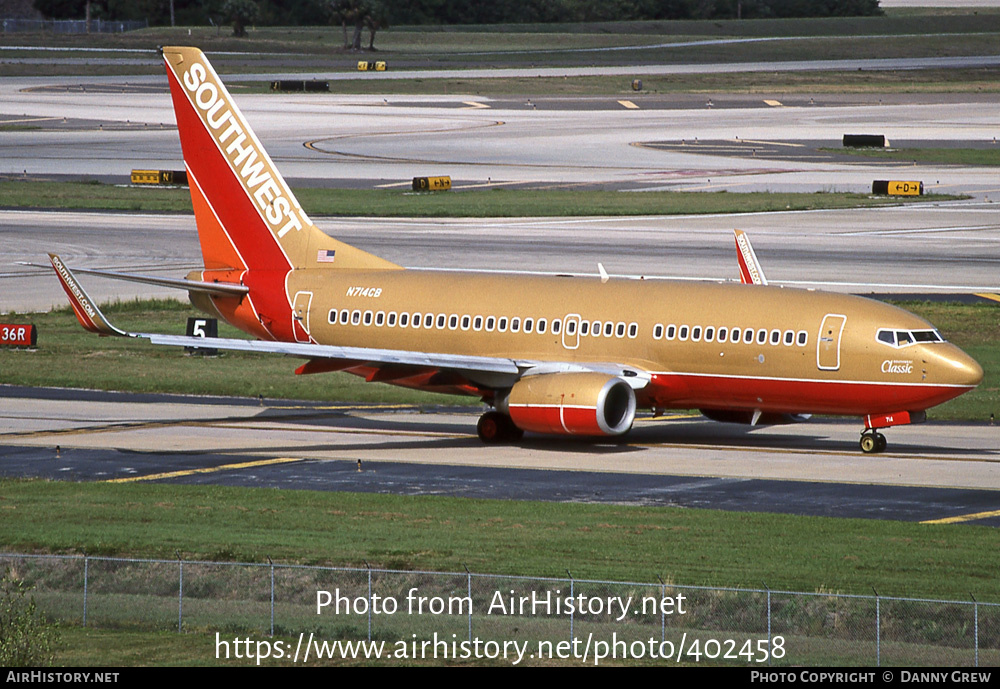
[161,46,398,274]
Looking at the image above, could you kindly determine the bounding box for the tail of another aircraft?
[161,46,398,276]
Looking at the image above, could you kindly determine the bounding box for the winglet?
[734,229,767,286]
[48,254,129,337]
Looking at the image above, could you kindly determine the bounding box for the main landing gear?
[859,429,887,454]
[477,411,524,444]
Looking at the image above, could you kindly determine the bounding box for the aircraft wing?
[49,253,650,390]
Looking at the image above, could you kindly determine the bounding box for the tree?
[221,0,259,37]
[325,0,387,51]
[0,574,58,667]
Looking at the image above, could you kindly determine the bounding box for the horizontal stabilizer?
[29,260,248,296]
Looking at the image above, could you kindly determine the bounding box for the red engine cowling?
[498,372,636,437]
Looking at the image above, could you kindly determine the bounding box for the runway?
[4,203,1000,312]
[2,386,999,526]
[1,54,998,528]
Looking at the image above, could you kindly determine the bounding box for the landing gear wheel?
[860,431,887,454]
[477,412,502,444]
[477,411,523,444]
[860,434,877,454]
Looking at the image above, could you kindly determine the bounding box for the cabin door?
[817,314,846,371]
[292,290,313,343]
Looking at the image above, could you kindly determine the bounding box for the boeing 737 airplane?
[50,46,983,454]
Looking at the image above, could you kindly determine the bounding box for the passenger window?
[537,318,547,334]
[628,323,638,339]
[679,325,689,341]
[340,309,350,325]
[449,315,458,330]
[498,317,508,332]
[524,318,534,334]
[770,329,780,345]
[461,315,471,330]
[411,312,421,329]
[731,328,741,344]
[437,314,446,329]
[666,325,676,340]
[363,311,373,326]
[704,326,715,342]
[691,326,701,342]
[486,316,496,332]
[388,312,397,327]
[592,320,602,336]
[757,329,767,344]
[581,321,589,336]
[399,313,408,327]
[784,330,794,345]
[511,317,520,333]
[744,328,754,344]
[352,310,361,326]
[376,311,385,326]
[653,324,663,339]
[717,327,727,343]
[328,309,337,324]
[425,314,434,328]
[552,320,561,334]
[473,315,483,331]
[603,321,613,337]
[616,322,625,338]
[797,330,808,346]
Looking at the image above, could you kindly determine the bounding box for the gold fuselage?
[234,268,985,416]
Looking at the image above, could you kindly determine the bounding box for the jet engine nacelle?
[498,372,636,436]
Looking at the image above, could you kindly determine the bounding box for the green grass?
[3,479,999,601]
[825,147,1000,167]
[0,181,961,216]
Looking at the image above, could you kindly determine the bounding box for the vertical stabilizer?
[161,46,398,274]
[734,229,768,286]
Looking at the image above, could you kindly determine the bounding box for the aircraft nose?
[941,345,984,387]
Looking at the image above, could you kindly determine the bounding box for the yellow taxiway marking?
[462,101,490,109]
[921,509,1000,525]
[763,100,783,107]
[618,100,640,109]
[105,456,305,483]
[975,293,1000,304]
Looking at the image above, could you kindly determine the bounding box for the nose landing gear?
[860,429,887,454]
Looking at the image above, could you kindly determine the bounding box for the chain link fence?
[3,552,997,666]
[1,19,148,33]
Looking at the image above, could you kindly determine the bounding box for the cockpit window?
[912,330,943,343]
[876,328,944,348]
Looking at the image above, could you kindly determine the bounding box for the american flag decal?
[317,250,336,263]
